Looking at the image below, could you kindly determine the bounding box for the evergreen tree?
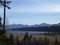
[55,37,59,45]
[0,16,4,35]
[0,16,2,27]
[9,34,14,45]
[44,36,49,45]
[16,36,20,45]
[23,32,29,40]
[28,34,32,45]
[38,37,43,45]
[33,38,38,45]
[29,34,32,40]
[22,32,30,45]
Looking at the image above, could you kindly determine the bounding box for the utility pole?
[3,0,6,33]
[0,0,11,34]
[3,0,11,34]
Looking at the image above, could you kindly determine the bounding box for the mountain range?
[6,23,60,29]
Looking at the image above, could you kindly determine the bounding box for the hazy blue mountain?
[6,23,60,34]
[30,23,50,27]
[6,23,60,30]
[52,23,60,26]
[39,23,50,26]
[6,24,29,29]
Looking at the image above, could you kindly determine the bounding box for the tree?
[33,38,38,45]
[38,37,43,45]
[23,32,29,40]
[16,36,20,45]
[55,37,59,45]
[9,34,14,45]
[44,36,49,45]
[22,32,30,45]
[0,16,2,27]
[0,16,4,35]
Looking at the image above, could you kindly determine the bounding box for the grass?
[5,33,60,42]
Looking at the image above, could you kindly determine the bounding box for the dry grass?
[5,33,60,42]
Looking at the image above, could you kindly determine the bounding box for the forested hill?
[11,25,60,32]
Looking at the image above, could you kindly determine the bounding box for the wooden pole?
[3,0,6,33]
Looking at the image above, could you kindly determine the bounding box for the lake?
[6,30,48,34]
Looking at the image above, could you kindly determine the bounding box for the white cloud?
[7,4,60,13]
[1,4,60,14]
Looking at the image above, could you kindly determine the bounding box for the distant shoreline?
[6,30,59,35]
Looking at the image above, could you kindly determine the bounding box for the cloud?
[7,4,60,13]
[2,0,60,14]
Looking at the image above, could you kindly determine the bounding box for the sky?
[0,0,60,25]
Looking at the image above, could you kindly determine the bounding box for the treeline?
[0,33,60,45]
[12,25,60,33]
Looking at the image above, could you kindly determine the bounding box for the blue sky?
[0,0,60,25]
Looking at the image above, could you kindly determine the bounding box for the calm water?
[6,30,48,34]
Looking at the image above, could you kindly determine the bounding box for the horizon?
[7,23,60,25]
[0,0,60,25]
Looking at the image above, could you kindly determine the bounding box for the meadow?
[4,33,60,45]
